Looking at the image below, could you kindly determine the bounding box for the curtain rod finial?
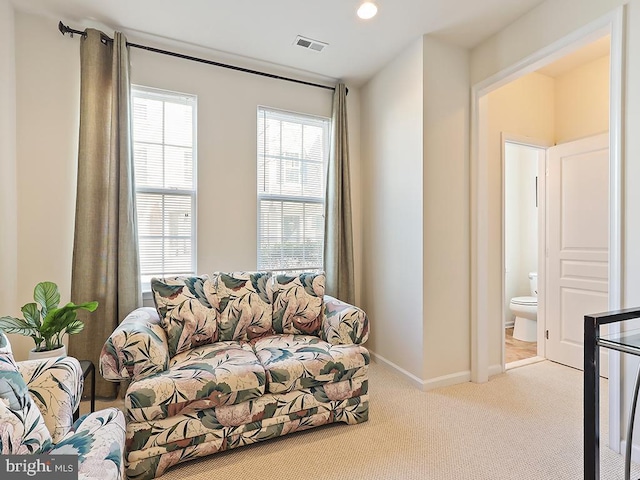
[58,21,67,36]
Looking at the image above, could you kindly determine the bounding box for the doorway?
[488,36,613,373]
[471,6,623,452]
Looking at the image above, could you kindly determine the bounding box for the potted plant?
[0,281,98,359]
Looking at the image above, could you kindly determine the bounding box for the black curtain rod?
[58,21,336,92]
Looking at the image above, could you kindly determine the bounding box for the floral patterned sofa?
[0,332,126,480]
[100,271,369,479]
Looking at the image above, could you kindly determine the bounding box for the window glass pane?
[281,121,302,158]
[302,161,323,198]
[163,238,192,273]
[163,195,192,236]
[165,102,193,147]
[134,143,164,189]
[136,193,163,236]
[303,124,324,162]
[133,97,163,144]
[164,147,193,189]
[138,237,163,275]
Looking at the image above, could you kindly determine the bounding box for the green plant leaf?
[21,303,41,328]
[0,316,37,336]
[33,282,60,318]
[1,281,97,351]
[39,301,98,346]
[65,320,84,335]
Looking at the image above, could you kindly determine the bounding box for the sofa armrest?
[321,295,369,345]
[49,408,126,480]
[100,307,169,383]
[17,356,83,443]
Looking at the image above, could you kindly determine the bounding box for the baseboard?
[489,363,504,377]
[369,350,470,391]
[369,351,426,390]
[423,370,471,391]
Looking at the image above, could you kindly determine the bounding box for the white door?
[546,133,609,375]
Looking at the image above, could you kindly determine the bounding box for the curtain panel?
[324,83,355,305]
[70,29,141,398]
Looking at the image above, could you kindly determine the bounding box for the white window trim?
[256,106,330,273]
[132,85,198,292]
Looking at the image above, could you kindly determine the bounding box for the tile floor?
[505,327,537,364]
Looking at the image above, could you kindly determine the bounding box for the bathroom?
[504,142,541,366]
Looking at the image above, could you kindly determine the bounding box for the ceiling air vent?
[294,35,328,53]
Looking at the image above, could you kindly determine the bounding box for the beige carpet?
[88,360,640,479]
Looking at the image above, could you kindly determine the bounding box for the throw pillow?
[209,272,273,342]
[151,275,218,357]
[0,332,52,454]
[268,272,325,335]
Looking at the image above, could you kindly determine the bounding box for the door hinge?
[546,330,549,340]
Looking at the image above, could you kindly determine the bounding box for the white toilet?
[510,272,538,342]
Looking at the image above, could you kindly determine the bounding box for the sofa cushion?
[253,334,369,394]
[126,342,266,422]
[152,275,218,357]
[268,272,325,335]
[0,332,52,454]
[210,272,273,342]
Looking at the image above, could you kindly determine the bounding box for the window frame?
[256,106,330,273]
[132,85,198,292]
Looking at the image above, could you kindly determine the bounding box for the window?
[132,86,197,289]
[257,107,330,272]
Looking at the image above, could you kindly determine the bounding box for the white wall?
[13,12,80,360]
[472,0,640,452]
[361,38,425,380]
[422,36,470,383]
[11,10,362,359]
[0,0,23,354]
[129,44,332,271]
[555,54,610,143]
[360,35,470,386]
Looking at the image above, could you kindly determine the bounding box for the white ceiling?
[13,0,546,86]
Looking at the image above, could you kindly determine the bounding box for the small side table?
[73,360,95,421]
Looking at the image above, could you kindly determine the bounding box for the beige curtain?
[70,29,141,398]
[324,84,355,305]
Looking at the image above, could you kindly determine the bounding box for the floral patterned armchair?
[100,271,369,480]
[0,332,126,480]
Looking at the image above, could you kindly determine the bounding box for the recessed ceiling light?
[357,2,378,20]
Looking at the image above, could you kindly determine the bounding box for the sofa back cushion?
[151,275,218,357]
[268,272,325,335]
[0,332,52,454]
[210,272,273,341]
